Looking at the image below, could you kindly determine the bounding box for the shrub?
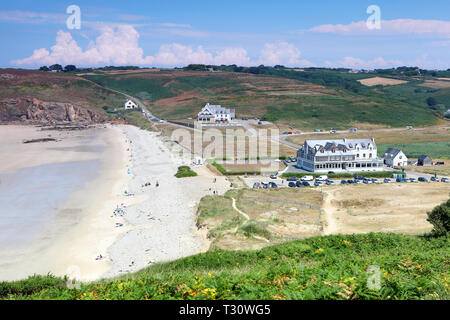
[427,199,450,237]
[174,166,197,178]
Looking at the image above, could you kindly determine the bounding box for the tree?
[64,65,77,72]
[49,64,63,72]
[427,199,450,237]
[426,97,437,107]
[39,66,49,71]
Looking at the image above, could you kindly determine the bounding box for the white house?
[197,103,235,123]
[296,138,384,173]
[383,148,408,167]
[124,99,138,110]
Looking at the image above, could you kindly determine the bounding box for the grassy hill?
[82,68,446,130]
[1,233,448,300]
[0,69,124,116]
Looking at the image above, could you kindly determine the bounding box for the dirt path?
[322,189,339,235]
[232,197,249,220]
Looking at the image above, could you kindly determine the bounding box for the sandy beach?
[0,123,230,282]
[103,125,230,278]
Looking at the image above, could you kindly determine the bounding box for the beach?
[0,124,230,282]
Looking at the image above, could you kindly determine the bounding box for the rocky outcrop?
[0,97,105,123]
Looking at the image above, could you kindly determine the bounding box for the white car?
[316,175,328,181]
[301,175,314,181]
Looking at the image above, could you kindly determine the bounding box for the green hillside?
[82,68,444,130]
[2,233,449,300]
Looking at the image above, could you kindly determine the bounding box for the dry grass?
[406,159,450,177]
[287,125,450,146]
[324,183,450,235]
[357,76,408,86]
[419,80,450,89]
[199,188,324,251]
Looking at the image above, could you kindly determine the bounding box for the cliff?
[0,97,105,124]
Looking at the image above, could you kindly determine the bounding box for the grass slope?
[0,69,124,116]
[82,70,439,129]
[1,233,449,300]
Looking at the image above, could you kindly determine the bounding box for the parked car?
[296,181,303,187]
[314,181,323,186]
[371,178,379,183]
[262,183,270,188]
[347,179,354,184]
[286,176,298,181]
[317,175,328,181]
[363,179,372,184]
[270,174,277,179]
[441,177,449,183]
[435,161,445,165]
[341,180,348,184]
[253,182,260,189]
[328,171,335,174]
[418,177,428,182]
[354,175,365,180]
[302,181,310,187]
[329,129,336,133]
[301,175,314,181]
[326,180,335,185]
[288,157,297,162]
[288,182,296,187]
[409,178,417,183]
[269,182,278,188]
[383,178,392,183]
[430,176,439,182]
[354,179,362,184]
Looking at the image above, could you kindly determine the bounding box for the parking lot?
[241,174,449,189]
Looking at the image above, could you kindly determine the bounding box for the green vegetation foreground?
[1,232,448,300]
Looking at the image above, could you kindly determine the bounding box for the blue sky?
[1,0,449,69]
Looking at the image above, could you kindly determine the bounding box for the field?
[407,159,450,176]
[323,183,450,235]
[1,232,449,300]
[82,69,440,130]
[357,77,408,86]
[197,188,324,251]
[377,142,450,159]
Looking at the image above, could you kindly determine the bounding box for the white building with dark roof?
[383,148,408,167]
[296,138,384,173]
[197,103,235,123]
[124,99,138,110]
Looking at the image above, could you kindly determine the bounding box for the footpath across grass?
[1,233,448,300]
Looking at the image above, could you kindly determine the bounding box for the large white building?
[197,103,235,123]
[383,148,408,167]
[296,138,384,173]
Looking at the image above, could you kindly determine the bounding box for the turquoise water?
[0,160,101,247]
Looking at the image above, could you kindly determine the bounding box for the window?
[369,153,372,158]
[363,153,366,158]
[357,154,359,158]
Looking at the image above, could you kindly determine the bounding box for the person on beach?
[156,181,159,187]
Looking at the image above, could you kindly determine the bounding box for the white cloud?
[324,56,403,69]
[310,19,450,38]
[13,25,309,67]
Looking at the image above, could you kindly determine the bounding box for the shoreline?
[0,123,231,282]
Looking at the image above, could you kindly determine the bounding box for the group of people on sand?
[142,180,159,188]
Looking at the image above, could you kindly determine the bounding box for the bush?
[427,199,450,237]
[174,166,197,178]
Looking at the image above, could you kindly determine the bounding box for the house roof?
[304,138,376,156]
[383,148,404,160]
[418,155,431,161]
[199,103,235,116]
